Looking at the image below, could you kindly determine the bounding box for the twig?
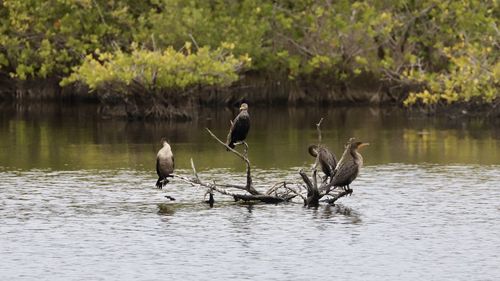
[316,117,324,144]
[206,128,248,164]
[216,183,249,191]
[281,183,306,201]
[174,174,239,197]
[188,33,200,50]
[266,181,286,195]
[322,189,353,204]
[190,158,201,184]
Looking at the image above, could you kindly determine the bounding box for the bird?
[226,103,250,150]
[308,144,337,182]
[328,138,369,193]
[156,138,174,189]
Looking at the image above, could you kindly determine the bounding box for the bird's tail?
[226,142,235,151]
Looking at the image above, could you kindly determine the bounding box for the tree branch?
[205,128,258,195]
[316,117,323,144]
[322,189,353,205]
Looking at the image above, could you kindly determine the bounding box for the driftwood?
[169,119,351,207]
[174,128,298,205]
[298,118,353,207]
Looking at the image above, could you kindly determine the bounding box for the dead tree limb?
[190,158,201,184]
[299,118,353,206]
[316,117,324,144]
[205,128,258,195]
[172,130,296,204]
[322,189,353,205]
[299,169,320,207]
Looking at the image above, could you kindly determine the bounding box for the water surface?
[0,104,499,280]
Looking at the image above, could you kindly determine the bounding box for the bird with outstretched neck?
[328,138,369,193]
[308,144,337,183]
[226,103,250,150]
[156,138,174,189]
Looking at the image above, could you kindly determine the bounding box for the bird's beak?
[358,143,370,149]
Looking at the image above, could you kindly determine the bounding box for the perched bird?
[328,138,369,192]
[226,103,250,150]
[156,139,174,189]
[308,144,337,182]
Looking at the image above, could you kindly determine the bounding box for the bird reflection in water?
[312,204,362,223]
[157,203,176,216]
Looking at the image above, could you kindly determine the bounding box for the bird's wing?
[231,113,250,140]
[226,119,236,144]
[241,113,251,131]
[172,155,175,172]
[332,161,358,186]
[156,157,161,177]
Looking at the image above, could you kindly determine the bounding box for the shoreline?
[1,74,498,120]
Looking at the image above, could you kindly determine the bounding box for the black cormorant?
[156,139,174,189]
[329,138,369,192]
[308,144,337,182]
[226,103,250,150]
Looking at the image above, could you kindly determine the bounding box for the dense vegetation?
[0,0,498,107]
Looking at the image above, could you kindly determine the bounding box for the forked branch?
[299,118,352,206]
[205,128,257,194]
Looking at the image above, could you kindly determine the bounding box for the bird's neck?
[350,149,363,166]
[162,143,172,154]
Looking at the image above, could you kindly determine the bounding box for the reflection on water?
[0,104,499,171]
[0,166,499,280]
[1,104,500,280]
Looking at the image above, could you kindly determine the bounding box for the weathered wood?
[205,128,259,195]
[322,189,353,205]
[233,194,294,203]
[298,118,355,206]
[174,133,294,204]
[167,119,354,207]
[299,169,321,207]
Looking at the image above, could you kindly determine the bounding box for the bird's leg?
[347,185,353,196]
[242,141,249,156]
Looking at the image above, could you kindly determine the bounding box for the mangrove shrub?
[61,43,251,94]
[0,0,498,106]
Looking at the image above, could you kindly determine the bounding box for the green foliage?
[62,43,250,93]
[0,0,498,104]
[404,39,499,106]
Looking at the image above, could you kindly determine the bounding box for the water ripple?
[1,164,499,280]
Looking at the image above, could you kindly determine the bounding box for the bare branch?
[316,117,324,144]
[281,183,306,201]
[299,169,314,194]
[205,128,258,195]
[233,194,293,203]
[322,189,353,204]
[190,158,201,184]
[216,183,248,190]
[174,174,239,197]
[188,33,200,50]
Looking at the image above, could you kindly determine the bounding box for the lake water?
[1,103,499,280]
